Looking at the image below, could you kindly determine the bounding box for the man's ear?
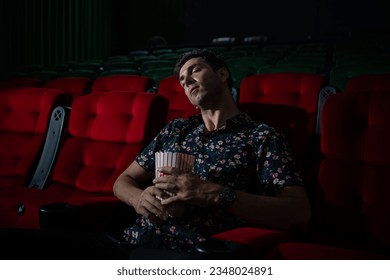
[217,67,230,83]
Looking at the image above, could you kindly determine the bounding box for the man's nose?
[184,76,195,87]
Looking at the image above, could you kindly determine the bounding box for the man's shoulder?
[236,113,277,132]
[249,120,278,134]
[245,120,287,144]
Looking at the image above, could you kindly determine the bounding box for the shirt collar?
[188,112,253,131]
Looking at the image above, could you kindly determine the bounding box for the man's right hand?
[133,185,170,223]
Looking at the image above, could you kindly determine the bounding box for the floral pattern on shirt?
[124,112,303,250]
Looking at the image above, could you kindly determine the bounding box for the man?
[113,49,310,253]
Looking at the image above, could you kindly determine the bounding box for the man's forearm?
[113,174,143,207]
[227,186,311,231]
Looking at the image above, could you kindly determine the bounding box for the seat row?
[0,88,169,231]
[3,71,390,159]
[1,73,390,259]
[3,72,390,174]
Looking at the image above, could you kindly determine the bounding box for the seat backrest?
[238,102,309,176]
[316,90,390,247]
[239,72,325,134]
[157,76,200,122]
[239,72,325,114]
[346,73,390,92]
[44,77,92,98]
[50,91,168,193]
[0,87,69,186]
[91,74,155,93]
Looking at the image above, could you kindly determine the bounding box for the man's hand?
[152,166,223,207]
[133,185,170,223]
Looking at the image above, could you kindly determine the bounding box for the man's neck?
[201,104,241,132]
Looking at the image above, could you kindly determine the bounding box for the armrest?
[195,238,248,259]
[211,227,294,258]
[29,106,70,189]
[39,202,82,230]
[39,198,138,233]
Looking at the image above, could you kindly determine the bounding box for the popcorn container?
[154,151,195,218]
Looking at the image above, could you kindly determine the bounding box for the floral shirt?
[124,112,303,250]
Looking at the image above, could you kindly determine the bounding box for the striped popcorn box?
[154,152,195,218]
[155,151,195,178]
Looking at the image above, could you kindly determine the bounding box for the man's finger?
[160,195,179,205]
[157,166,183,176]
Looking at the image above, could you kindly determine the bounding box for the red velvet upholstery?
[51,91,167,193]
[44,77,92,98]
[346,73,390,92]
[157,76,200,122]
[238,103,308,175]
[239,73,326,134]
[0,77,43,89]
[0,91,169,230]
[91,74,155,93]
[0,87,68,187]
[272,90,390,259]
[319,90,390,245]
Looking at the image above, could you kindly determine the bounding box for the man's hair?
[174,49,233,90]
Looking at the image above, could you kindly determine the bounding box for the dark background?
[0,0,388,71]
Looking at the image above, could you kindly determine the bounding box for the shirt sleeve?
[257,129,304,195]
[135,119,182,175]
[135,127,167,175]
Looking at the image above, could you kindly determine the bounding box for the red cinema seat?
[271,90,390,259]
[0,91,168,230]
[0,77,43,89]
[0,87,70,188]
[238,102,309,176]
[346,73,390,92]
[44,77,92,98]
[91,74,155,93]
[208,103,309,258]
[157,76,200,122]
[239,73,326,134]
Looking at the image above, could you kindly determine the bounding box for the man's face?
[178,57,224,107]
